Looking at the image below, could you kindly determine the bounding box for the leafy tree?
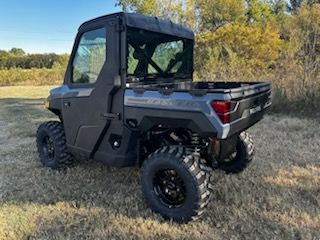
[117,0,158,15]
[245,0,274,24]
[117,0,191,26]
[268,0,288,23]
[289,0,303,11]
[0,49,69,70]
[52,54,69,69]
[196,23,282,79]
[287,4,320,86]
[195,0,246,31]
[289,0,320,11]
[0,50,8,56]
[9,48,25,56]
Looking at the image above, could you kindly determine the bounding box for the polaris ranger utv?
[36,12,271,223]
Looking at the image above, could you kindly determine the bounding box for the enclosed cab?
[37,12,271,223]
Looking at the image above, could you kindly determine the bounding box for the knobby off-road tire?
[219,132,254,174]
[141,146,213,223]
[36,121,74,169]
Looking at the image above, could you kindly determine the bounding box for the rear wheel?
[141,146,213,223]
[219,132,254,174]
[36,121,74,169]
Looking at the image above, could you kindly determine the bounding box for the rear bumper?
[217,90,271,139]
[228,106,270,137]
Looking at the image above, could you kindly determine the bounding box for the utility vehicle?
[36,12,271,223]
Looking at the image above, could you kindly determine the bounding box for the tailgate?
[227,83,272,137]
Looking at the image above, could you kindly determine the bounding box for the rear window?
[127,28,193,81]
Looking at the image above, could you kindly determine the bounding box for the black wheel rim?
[153,169,186,208]
[224,151,238,163]
[42,135,55,160]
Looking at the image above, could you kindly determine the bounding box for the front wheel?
[141,146,213,223]
[219,132,254,174]
[36,121,74,169]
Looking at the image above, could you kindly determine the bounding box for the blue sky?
[0,0,121,54]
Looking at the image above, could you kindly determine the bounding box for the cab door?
[61,19,121,157]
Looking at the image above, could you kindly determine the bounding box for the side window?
[72,28,106,84]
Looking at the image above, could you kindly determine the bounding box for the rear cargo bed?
[127,81,271,98]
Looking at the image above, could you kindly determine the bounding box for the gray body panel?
[124,86,271,139]
[124,90,230,138]
[45,12,271,168]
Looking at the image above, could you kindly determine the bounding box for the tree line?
[1,1,319,111]
[0,48,69,69]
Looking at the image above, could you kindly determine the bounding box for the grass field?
[0,86,319,240]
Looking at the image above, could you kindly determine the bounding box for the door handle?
[101,113,120,120]
[63,101,71,108]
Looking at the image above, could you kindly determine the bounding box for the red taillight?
[211,101,231,124]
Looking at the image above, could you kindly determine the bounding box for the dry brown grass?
[0,86,319,240]
[0,86,57,99]
[0,69,64,87]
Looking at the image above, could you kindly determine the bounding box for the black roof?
[79,12,194,39]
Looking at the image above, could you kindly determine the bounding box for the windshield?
[126,28,193,82]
